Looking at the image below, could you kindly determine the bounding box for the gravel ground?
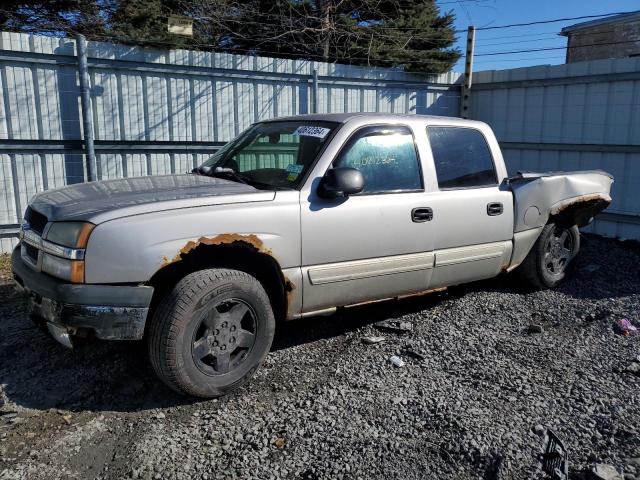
[0,234,639,480]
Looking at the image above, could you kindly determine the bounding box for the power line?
[477,29,562,41]
[477,16,640,45]
[474,55,565,64]
[475,38,639,57]
[478,36,564,48]
[473,17,640,55]
[474,11,639,31]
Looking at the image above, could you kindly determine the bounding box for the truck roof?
[273,112,485,128]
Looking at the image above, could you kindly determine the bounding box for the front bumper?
[11,246,154,341]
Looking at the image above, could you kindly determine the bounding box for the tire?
[518,222,580,289]
[148,268,275,398]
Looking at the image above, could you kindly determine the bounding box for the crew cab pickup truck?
[11,113,613,397]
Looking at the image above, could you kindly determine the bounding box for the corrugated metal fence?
[469,57,640,240]
[2,31,639,253]
[0,31,462,252]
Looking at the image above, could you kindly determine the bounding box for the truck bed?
[509,170,613,233]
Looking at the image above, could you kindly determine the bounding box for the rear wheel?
[148,268,275,398]
[519,222,580,289]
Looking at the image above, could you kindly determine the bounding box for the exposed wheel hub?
[208,321,240,353]
[191,299,257,376]
[544,227,574,275]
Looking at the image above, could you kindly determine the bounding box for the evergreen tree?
[0,0,461,73]
[109,0,190,47]
[187,0,460,73]
[0,0,109,37]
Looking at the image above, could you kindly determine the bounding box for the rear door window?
[427,127,497,189]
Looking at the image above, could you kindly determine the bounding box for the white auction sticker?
[294,126,330,139]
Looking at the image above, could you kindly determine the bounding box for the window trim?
[210,119,342,190]
[329,124,425,196]
[426,125,499,191]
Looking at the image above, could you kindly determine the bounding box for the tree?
[0,0,460,73]
[184,0,460,73]
[108,0,191,47]
[0,0,110,37]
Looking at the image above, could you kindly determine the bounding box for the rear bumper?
[11,246,153,341]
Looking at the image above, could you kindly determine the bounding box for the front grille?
[25,206,47,234]
[24,242,39,263]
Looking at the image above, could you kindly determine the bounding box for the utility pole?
[460,26,475,119]
[76,34,97,182]
[312,68,319,113]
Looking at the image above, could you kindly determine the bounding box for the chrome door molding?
[308,251,434,285]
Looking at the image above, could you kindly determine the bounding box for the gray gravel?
[1,233,639,480]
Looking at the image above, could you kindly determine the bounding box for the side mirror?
[317,168,364,199]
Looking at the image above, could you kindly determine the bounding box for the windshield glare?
[201,121,338,189]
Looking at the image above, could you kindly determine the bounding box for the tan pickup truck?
[12,113,613,397]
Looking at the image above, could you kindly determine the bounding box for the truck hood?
[29,174,276,224]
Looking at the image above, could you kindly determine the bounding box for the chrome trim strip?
[41,240,85,260]
[19,226,85,260]
[308,252,434,285]
[21,228,42,249]
[435,241,508,267]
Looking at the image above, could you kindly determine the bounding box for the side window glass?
[334,128,422,193]
[427,127,497,189]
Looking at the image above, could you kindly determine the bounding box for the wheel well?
[146,241,290,329]
[548,197,610,228]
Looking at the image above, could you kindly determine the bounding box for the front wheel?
[518,223,580,289]
[148,269,275,398]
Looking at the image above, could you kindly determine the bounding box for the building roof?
[560,10,640,36]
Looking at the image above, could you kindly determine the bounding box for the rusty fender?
[160,233,296,317]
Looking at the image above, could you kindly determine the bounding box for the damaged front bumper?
[11,247,153,345]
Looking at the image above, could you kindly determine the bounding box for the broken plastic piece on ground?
[614,319,638,336]
[624,362,640,376]
[401,348,426,361]
[528,323,544,334]
[591,464,623,480]
[389,356,405,368]
[539,429,568,480]
[361,336,385,345]
[374,319,413,334]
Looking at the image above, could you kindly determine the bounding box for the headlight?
[46,222,94,248]
[41,222,95,283]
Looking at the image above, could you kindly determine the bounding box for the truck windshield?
[198,121,339,189]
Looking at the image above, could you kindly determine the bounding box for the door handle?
[487,202,503,216]
[412,207,433,223]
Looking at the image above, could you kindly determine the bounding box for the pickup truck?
[11,113,613,398]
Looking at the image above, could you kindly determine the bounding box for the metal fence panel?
[0,31,461,251]
[471,56,640,240]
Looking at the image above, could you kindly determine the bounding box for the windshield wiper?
[192,166,293,191]
[191,165,248,185]
[211,167,250,185]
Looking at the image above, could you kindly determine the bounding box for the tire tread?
[148,268,273,397]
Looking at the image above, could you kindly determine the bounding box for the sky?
[441,0,640,72]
